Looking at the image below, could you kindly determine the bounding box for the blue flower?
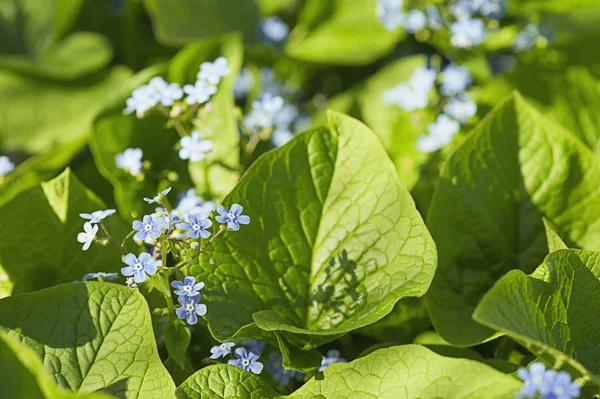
[121,252,160,283]
[405,9,427,33]
[198,57,231,85]
[183,79,217,104]
[0,156,15,176]
[228,347,263,374]
[80,272,119,282]
[144,187,172,204]
[450,16,486,48]
[271,128,294,148]
[216,204,250,231]
[172,276,204,297]
[233,67,255,99]
[159,82,183,106]
[210,342,235,359]
[123,77,165,115]
[383,67,436,111]
[443,96,477,123]
[244,93,284,131]
[133,214,165,242]
[318,349,347,372]
[80,209,116,224]
[517,362,580,399]
[376,0,405,31]
[181,215,212,239]
[242,340,266,356]
[426,5,443,30]
[178,131,213,162]
[416,114,460,153]
[115,148,143,176]
[440,64,472,96]
[259,17,290,44]
[547,371,581,399]
[175,295,206,325]
[77,222,98,251]
[174,189,215,221]
[266,353,303,386]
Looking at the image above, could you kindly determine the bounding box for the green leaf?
[474,249,600,382]
[0,169,128,293]
[165,321,192,370]
[192,111,436,351]
[0,0,84,56]
[145,0,260,46]
[508,0,600,14]
[0,331,113,399]
[0,32,113,80]
[543,219,568,252]
[175,345,521,398]
[426,92,600,345]
[168,34,243,199]
[256,0,297,15]
[275,332,323,372]
[0,282,176,398]
[0,66,136,153]
[285,0,405,65]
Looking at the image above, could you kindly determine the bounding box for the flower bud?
[191,242,200,251]
[131,210,139,219]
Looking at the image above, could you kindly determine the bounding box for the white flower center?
[221,343,227,349]
[134,263,143,271]
[144,224,152,231]
[228,212,235,220]
[532,375,542,384]
[186,304,195,312]
[192,224,200,231]
[554,387,564,395]
[184,286,192,291]
[242,359,250,366]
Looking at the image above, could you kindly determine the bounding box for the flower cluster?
[123,77,183,116]
[517,362,580,399]
[178,131,213,162]
[266,352,304,386]
[259,16,290,44]
[173,276,206,325]
[210,341,264,374]
[76,208,116,250]
[318,349,347,372]
[513,24,554,53]
[0,155,15,177]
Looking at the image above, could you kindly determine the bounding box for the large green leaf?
[0,32,113,80]
[0,66,136,153]
[0,169,128,293]
[474,249,600,383]
[168,34,243,199]
[145,0,260,46]
[0,331,113,399]
[508,0,600,14]
[285,0,405,65]
[426,93,600,345]
[192,111,436,351]
[176,345,520,398]
[0,282,176,398]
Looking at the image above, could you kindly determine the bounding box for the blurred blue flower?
[376,0,405,31]
[198,57,231,85]
[416,114,460,153]
[0,156,15,176]
[115,148,143,176]
[405,9,427,33]
[228,348,264,374]
[183,80,217,104]
[77,222,98,251]
[121,252,160,283]
[444,96,477,123]
[178,131,213,162]
[210,342,235,359]
[426,5,443,30]
[80,209,116,224]
[271,128,294,147]
[244,93,285,131]
[144,187,172,204]
[233,67,255,99]
[450,16,486,48]
[383,67,436,111]
[266,353,303,386]
[440,64,472,96]
[318,349,347,372]
[181,215,212,239]
[174,189,214,222]
[259,16,290,43]
[176,294,206,325]
[517,362,580,399]
[216,204,250,231]
[80,272,119,282]
[159,82,183,106]
[172,276,204,297]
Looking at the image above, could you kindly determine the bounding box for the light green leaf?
[165,321,192,370]
[285,0,405,65]
[168,34,243,199]
[275,332,323,372]
[0,169,128,293]
[175,345,520,398]
[508,0,600,14]
[0,66,135,153]
[0,32,112,80]
[0,331,113,399]
[145,0,260,46]
[191,111,436,351]
[543,219,567,252]
[0,282,176,398]
[474,249,600,382]
[256,0,297,15]
[426,93,600,346]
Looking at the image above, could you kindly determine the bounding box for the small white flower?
[0,156,15,177]
[179,131,213,162]
[417,114,460,153]
[376,0,405,31]
[244,93,285,131]
[444,97,477,123]
[259,17,290,43]
[159,83,184,106]
[198,57,230,85]
[115,148,143,176]
[405,9,427,33]
[77,222,98,251]
[450,16,487,48]
[271,129,294,147]
[80,209,116,224]
[183,80,217,104]
[440,64,472,96]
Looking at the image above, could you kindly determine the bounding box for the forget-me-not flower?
[159,82,184,106]
[121,252,160,283]
[198,57,231,85]
[409,67,437,93]
[210,342,236,359]
[266,352,303,386]
[428,114,460,141]
[115,148,143,176]
[426,5,443,30]
[144,187,172,204]
[77,222,98,251]
[133,214,165,242]
[178,131,213,162]
[259,17,290,43]
[216,204,250,231]
[271,128,294,148]
[517,362,580,399]
[405,9,427,33]
[444,96,477,123]
[180,215,212,239]
[244,93,285,131]
[183,80,217,104]
[0,156,15,177]
[228,347,264,374]
[123,78,164,115]
[172,276,204,297]
[440,64,472,96]
[383,67,436,111]
[176,294,206,325]
[450,16,486,48]
[376,0,405,31]
[174,189,214,221]
[80,272,119,282]
[80,209,116,224]
[318,349,347,372]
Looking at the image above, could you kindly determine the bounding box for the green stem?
[173,225,226,270]
[99,222,128,254]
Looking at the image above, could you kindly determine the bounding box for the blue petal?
[199,230,211,239]
[186,312,198,325]
[184,276,195,286]
[228,220,240,231]
[121,266,134,277]
[172,280,184,289]
[237,215,250,225]
[249,361,263,374]
[217,205,228,216]
[230,204,243,216]
[133,270,147,283]
[175,307,187,320]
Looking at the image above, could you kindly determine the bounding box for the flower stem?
[173,225,226,270]
[99,222,128,254]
